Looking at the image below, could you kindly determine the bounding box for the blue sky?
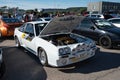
[0,0,120,10]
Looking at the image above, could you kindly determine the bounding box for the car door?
[17,23,27,47]
[76,18,99,41]
[23,23,36,52]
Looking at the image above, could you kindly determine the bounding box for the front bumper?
[56,47,97,67]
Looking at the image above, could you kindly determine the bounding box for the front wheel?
[15,37,21,47]
[38,48,48,66]
[99,36,112,49]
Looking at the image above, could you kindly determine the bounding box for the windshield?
[93,19,114,29]
[35,23,48,36]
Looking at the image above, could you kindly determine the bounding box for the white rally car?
[14,15,97,67]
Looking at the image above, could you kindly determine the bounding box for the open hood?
[40,15,85,35]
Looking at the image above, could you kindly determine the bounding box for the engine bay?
[42,33,86,46]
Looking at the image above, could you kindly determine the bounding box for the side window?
[97,15,101,17]
[110,19,120,23]
[79,19,93,29]
[91,15,96,17]
[24,23,34,36]
[18,24,26,32]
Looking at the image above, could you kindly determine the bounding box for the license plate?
[70,53,88,62]
[70,57,80,62]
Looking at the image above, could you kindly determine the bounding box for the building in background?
[87,1,120,14]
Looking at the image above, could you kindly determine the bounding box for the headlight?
[64,47,71,53]
[59,48,65,55]
[59,47,71,56]
[81,43,86,50]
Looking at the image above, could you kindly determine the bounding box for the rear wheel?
[99,36,112,49]
[38,48,48,66]
[15,37,21,47]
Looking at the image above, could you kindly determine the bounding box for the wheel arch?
[98,34,112,41]
[99,34,112,48]
[98,33,111,41]
[37,47,48,58]
[37,47,49,66]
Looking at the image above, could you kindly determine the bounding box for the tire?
[15,37,21,47]
[38,48,48,66]
[99,36,112,49]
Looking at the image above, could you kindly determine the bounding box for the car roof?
[87,14,103,15]
[85,17,100,19]
[108,18,120,20]
[26,21,49,24]
[41,17,51,19]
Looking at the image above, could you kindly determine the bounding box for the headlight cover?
[59,47,71,56]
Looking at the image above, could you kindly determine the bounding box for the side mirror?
[29,33,34,37]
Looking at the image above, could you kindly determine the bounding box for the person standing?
[29,12,33,21]
[24,13,29,22]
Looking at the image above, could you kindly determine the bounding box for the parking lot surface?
[0,37,120,80]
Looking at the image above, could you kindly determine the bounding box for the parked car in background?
[107,18,120,28]
[0,18,24,37]
[35,17,52,21]
[103,14,120,19]
[86,14,104,19]
[14,16,97,67]
[73,17,120,49]
[103,14,114,19]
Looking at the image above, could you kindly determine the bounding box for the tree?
[34,8,38,12]
[1,6,7,9]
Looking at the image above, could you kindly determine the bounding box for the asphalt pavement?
[1,47,47,80]
[0,37,120,80]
